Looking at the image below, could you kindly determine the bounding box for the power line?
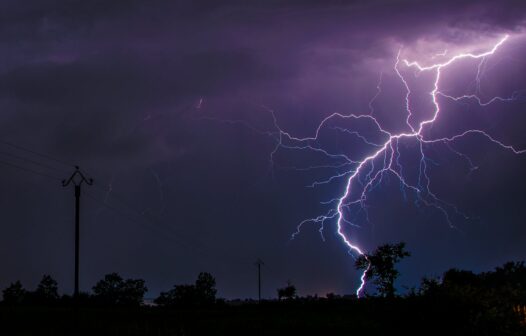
[0,158,62,181]
[0,140,74,168]
[0,150,69,174]
[0,149,226,266]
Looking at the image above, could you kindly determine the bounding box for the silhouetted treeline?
[0,272,218,308]
[1,272,148,307]
[1,259,525,335]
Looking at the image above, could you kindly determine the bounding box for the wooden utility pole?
[255,258,264,303]
[62,166,93,299]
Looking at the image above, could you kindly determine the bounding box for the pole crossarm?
[62,165,93,187]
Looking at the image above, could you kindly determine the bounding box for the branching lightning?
[198,34,525,297]
[267,34,526,297]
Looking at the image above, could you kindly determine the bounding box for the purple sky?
[0,0,526,299]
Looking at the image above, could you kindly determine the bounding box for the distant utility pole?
[62,166,93,299]
[255,258,264,302]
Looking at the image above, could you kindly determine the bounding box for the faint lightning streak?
[369,72,383,116]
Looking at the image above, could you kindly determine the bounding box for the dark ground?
[0,297,524,336]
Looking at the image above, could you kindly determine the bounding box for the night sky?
[1,0,526,299]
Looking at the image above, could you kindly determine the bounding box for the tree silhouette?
[2,281,26,305]
[195,272,217,304]
[35,275,59,303]
[355,242,410,297]
[277,281,296,300]
[92,273,147,306]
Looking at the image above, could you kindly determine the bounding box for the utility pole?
[62,166,93,299]
[255,258,264,303]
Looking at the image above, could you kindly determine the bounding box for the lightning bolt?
[269,34,526,297]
